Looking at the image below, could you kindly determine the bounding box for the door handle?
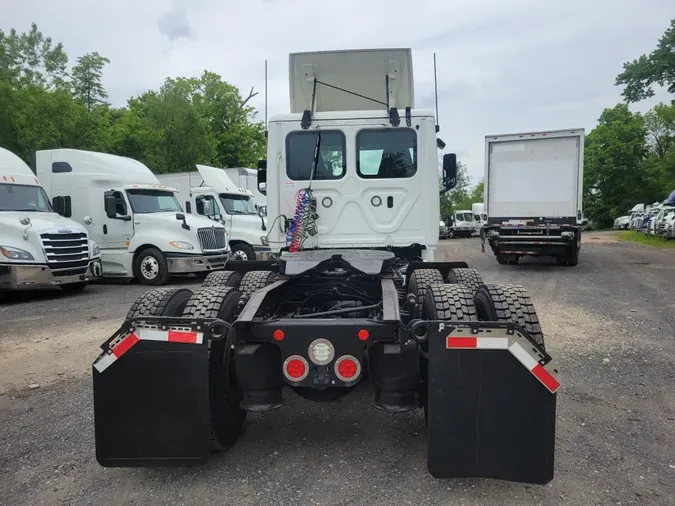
[387,196,393,208]
[103,224,107,235]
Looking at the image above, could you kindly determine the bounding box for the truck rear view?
[482,129,584,266]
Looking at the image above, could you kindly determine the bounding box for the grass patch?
[617,231,675,248]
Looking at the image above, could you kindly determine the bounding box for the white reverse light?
[308,338,335,365]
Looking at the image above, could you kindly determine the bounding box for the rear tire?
[474,284,545,349]
[182,286,246,452]
[125,287,193,320]
[445,268,484,296]
[566,247,579,267]
[201,270,242,288]
[239,270,277,296]
[421,284,477,426]
[408,268,445,317]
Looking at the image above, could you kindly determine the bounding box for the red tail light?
[334,355,361,382]
[283,355,309,382]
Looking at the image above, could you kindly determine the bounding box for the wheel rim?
[232,249,249,261]
[140,255,159,280]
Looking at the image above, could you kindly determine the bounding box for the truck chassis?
[482,218,581,266]
[93,250,559,484]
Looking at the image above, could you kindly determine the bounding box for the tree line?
[441,18,675,228]
[0,23,266,173]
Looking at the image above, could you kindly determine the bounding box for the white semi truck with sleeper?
[0,147,102,294]
[36,149,230,285]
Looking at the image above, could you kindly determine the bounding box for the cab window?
[196,195,220,217]
[357,129,417,179]
[286,130,346,181]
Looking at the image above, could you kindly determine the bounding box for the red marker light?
[357,329,369,341]
[286,359,306,379]
[273,329,285,341]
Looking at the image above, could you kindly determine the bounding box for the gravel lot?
[1,232,674,506]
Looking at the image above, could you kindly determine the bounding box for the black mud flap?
[425,322,558,485]
[93,319,216,467]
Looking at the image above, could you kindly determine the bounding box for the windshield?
[126,189,182,214]
[219,194,257,215]
[0,184,53,212]
[456,212,474,222]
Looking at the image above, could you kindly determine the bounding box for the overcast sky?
[2,0,673,183]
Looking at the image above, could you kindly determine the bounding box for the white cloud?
[2,0,673,180]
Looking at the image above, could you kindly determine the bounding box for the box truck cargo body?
[482,128,584,266]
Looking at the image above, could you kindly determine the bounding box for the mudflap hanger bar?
[419,319,559,485]
[93,316,230,468]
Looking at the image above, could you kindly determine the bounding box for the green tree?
[72,52,110,110]
[583,104,650,227]
[10,85,109,162]
[643,102,675,195]
[0,23,68,90]
[616,18,675,103]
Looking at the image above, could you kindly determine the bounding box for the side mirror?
[440,153,457,194]
[104,193,118,219]
[175,212,190,231]
[257,159,267,196]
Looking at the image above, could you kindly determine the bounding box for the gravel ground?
[1,233,674,506]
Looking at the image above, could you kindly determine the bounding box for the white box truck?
[36,149,230,285]
[481,128,585,266]
[156,165,270,261]
[0,147,102,294]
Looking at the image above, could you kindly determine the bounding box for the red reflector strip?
[446,336,509,349]
[532,364,561,393]
[509,342,559,393]
[446,336,477,348]
[112,332,139,358]
[167,330,199,343]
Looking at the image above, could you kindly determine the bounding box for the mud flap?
[93,321,212,467]
[425,323,558,484]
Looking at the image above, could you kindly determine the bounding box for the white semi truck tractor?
[0,147,102,295]
[91,49,561,486]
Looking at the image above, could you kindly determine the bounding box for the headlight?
[169,241,194,250]
[92,242,100,257]
[0,245,35,261]
[260,236,269,246]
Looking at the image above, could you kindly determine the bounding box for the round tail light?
[308,338,335,365]
[334,355,361,382]
[283,355,309,382]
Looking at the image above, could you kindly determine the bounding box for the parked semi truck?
[481,128,585,266]
[36,149,230,285]
[91,48,560,485]
[156,165,270,261]
[0,147,102,294]
[472,202,487,234]
[218,167,266,214]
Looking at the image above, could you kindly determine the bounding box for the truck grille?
[197,227,226,251]
[40,232,89,277]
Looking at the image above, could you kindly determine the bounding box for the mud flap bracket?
[423,321,558,484]
[93,318,219,467]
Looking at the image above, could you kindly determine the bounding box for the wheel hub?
[232,250,249,261]
[141,256,159,279]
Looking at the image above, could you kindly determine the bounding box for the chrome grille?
[40,231,89,276]
[197,227,226,251]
